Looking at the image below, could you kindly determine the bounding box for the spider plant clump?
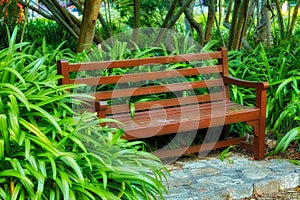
[0,28,168,199]
[228,43,300,154]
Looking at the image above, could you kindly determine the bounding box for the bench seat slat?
[107,101,260,140]
[67,52,223,72]
[69,65,222,85]
[153,137,247,158]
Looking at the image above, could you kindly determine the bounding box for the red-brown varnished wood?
[153,137,246,158]
[106,92,225,114]
[57,48,269,160]
[107,101,260,140]
[68,65,223,85]
[93,79,223,100]
[66,52,223,72]
[57,60,71,85]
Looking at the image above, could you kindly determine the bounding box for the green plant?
[19,18,77,51]
[219,145,236,164]
[228,43,300,154]
[0,27,168,199]
[272,127,300,155]
[290,159,300,166]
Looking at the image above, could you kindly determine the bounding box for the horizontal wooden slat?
[106,92,225,114]
[153,137,247,159]
[69,65,222,85]
[107,101,260,140]
[93,79,223,100]
[67,52,223,72]
[112,101,239,126]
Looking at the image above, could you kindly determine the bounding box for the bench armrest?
[94,101,107,119]
[223,75,269,90]
[223,75,269,109]
[95,101,108,111]
[83,100,107,118]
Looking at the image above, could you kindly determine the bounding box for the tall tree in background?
[275,0,285,39]
[205,0,215,42]
[77,0,101,52]
[231,0,249,49]
[288,0,300,38]
[132,0,140,43]
[17,0,300,51]
[18,0,103,51]
[227,0,241,49]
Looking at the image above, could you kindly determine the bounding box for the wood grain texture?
[57,48,269,160]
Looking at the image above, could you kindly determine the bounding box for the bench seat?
[109,101,260,140]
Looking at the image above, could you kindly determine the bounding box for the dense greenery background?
[0,28,168,199]
[0,0,300,198]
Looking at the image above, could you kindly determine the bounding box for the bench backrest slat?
[106,92,224,114]
[57,48,229,115]
[93,79,223,100]
[68,65,222,85]
[66,52,223,72]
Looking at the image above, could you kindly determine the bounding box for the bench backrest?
[57,47,229,115]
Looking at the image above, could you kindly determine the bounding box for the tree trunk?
[153,0,193,46]
[132,0,140,43]
[184,0,195,36]
[224,0,233,25]
[152,0,178,46]
[167,0,194,28]
[218,0,222,26]
[77,0,102,52]
[232,0,249,49]
[214,9,226,47]
[162,0,178,28]
[240,0,255,49]
[274,0,285,39]
[205,0,215,42]
[227,0,241,49]
[40,0,81,40]
[19,0,82,41]
[184,7,204,45]
[264,0,273,47]
[287,0,300,38]
[18,0,54,19]
[71,0,111,39]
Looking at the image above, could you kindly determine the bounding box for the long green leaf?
[59,171,70,200]
[0,83,30,110]
[0,115,9,154]
[0,187,7,199]
[0,67,25,85]
[0,140,4,159]
[29,104,62,133]
[19,118,51,146]
[273,127,300,154]
[0,170,34,195]
[11,181,22,200]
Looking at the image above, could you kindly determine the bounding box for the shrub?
[228,43,300,153]
[0,28,168,199]
[23,18,77,51]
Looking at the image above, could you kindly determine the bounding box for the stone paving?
[162,153,300,200]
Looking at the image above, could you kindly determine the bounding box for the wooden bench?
[57,48,269,160]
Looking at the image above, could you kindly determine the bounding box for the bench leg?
[246,120,265,160]
[220,125,230,140]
